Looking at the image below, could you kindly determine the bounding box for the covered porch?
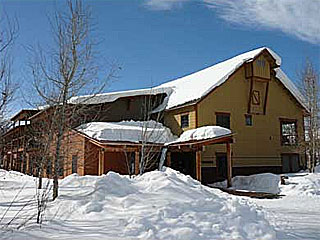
[166,128,234,187]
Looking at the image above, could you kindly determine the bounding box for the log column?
[134,151,140,175]
[98,148,105,175]
[227,143,232,188]
[196,150,202,182]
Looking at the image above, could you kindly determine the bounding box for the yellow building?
[161,47,308,183]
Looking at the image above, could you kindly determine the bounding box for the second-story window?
[280,119,297,145]
[180,114,189,128]
[216,112,230,129]
[245,114,253,126]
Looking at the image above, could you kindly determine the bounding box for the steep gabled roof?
[23,47,307,116]
[157,47,283,110]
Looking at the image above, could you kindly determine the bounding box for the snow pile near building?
[76,120,177,144]
[167,126,231,145]
[281,172,320,197]
[0,168,277,240]
[211,173,281,194]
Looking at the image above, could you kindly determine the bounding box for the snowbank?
[0,168,277,240]
[167,126,231,145]
[281,172,320,197]
[76,120,177,144]
[211,173,281,194]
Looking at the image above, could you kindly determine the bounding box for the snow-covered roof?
[38,47,307,113]
[158,47,282,109]
[69,87,172,105]
[166,126,232,145]
[76,120,177,144]
[275,68,308,110]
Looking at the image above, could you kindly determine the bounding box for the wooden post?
[26,153,30,174]
[98,148,105,175]
[227,143,232,188]
[166,151,171,167]
[196,150,202,182]
[134,151,139,175]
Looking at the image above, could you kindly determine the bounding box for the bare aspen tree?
[299,60,319,172]
[139,91,167,174]
[0,13,18,167]
[30,0,115,200]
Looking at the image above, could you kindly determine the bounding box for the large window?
[216,112,230,129]
[180,114,189,128]
[280,119,297,145]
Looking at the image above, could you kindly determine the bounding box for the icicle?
[158,148,168,171]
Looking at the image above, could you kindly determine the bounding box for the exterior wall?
[164,105,196,136]
[84,139,99,175]
[196,56,305,171]
[62,131,86,176]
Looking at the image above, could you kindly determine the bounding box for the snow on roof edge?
[275,68,308,111]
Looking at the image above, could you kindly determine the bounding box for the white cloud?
[144,0,190,10]
[204,0,320,44]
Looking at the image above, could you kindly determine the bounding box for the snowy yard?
[0,168,319,240]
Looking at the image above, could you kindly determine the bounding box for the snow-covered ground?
[1,167,320,239]
[251,171,320,240]
[0,168,275,240]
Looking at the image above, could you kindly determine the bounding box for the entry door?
[281,154,300,173]
[216,153,227,180]
[171,152,196,179]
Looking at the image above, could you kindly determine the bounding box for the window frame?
[245,114,253,126]
[280,118,298,146]
[215,112,231,129]
[180,114,189,128]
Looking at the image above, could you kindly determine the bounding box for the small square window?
[216,113,230,129]
[180,114,189,128]
[245,115,253,126]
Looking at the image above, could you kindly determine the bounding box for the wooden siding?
[164,105,196,135]
[196,56,304,167]
[252,54,271,79]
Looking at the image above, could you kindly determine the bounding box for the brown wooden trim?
[253,76,271,82]
[196,150,202,181]
[227,143,232,188]
[134,151,139,175]
[194,104,198,128]
[248,77,253,114]
[215,111,231,116]
[263,81,270,114]
[168,134,234,148]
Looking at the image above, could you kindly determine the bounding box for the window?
[216,113,230,129]
[280,119,297,145]
[180,114,189,128]
[72,155,78,174]
[245,114,253,126]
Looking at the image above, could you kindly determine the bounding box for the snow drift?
[211,173,281,194]
[0,168,276,240]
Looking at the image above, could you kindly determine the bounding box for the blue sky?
[1,0,320,113]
